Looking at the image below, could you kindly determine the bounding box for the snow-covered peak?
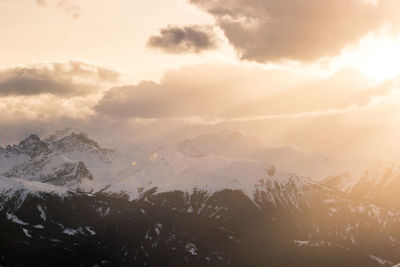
[176,129,263,158]
[51,132,101,152]
[45,128,84,143]
[44,129,111,156]
[2,134,50,158]
[109,146,310,202]
[175,129,345,179]
[0,129,121,194]
[0,128,354,207]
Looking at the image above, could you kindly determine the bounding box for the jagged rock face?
[2,135,51,158]
[45,128,113,156]
[52,133,101,153]
[0,130,109,189]
[3,159,93,188]
[40,161,93,187]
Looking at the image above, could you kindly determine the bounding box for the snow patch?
[368,255,393,266]
[185,243,198,255]
[22,228,32,238]
[62,228,81,236]
[86,226,96,235]
[6,213,28,226]
[37,205,46,221]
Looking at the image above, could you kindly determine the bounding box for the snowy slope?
[0,129,144,194]
[176,129,348,179]
[0,128,383,209]
[109,146,311,202]
[324,160,400,208]
[3,129,400,266]
[176,129,264,158]
[0,175,69,211]
[0,128,319,209]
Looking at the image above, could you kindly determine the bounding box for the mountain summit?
[1,129,400,266]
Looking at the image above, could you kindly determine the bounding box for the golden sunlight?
[335,34,400,82]
[3,0,400,266]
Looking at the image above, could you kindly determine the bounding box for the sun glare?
[335,34,400,82]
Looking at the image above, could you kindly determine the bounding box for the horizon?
[1,1,400,163]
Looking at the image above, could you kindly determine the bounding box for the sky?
[1,0,400,161]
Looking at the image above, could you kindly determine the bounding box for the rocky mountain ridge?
[1,129,400,266]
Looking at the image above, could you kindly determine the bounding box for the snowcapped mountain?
[0,128,147,194]
[1,130,102,191]
[176,129,346,179]
[109,146,311,203]
[0,128,315,202]
[1,128,400,266]
[176,129,263,158]
[0,128,361,200]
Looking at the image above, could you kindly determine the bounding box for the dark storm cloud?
[188,0,400,62]
[147,25,218,53]
[0,61,120,97]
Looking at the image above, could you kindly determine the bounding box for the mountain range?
[1,128,400,266]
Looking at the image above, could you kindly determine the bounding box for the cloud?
[171,93,394,126]
[35,0,81,19]
[96,80,235,118]
[95,64,308,119]
[226,68,370,117]
[189,0,400,62]
[3,61,393,128]
[1,62,400,161]
[0,61,120,97]
[147,25,218,53]
[96,66,371,120]
[0,62,309,140]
